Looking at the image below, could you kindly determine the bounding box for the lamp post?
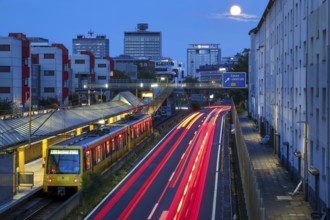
[105,83,109,102]
[297,121,308,201]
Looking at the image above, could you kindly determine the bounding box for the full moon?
[230,5,241,16]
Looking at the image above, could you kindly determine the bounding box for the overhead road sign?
[222,72,246,88]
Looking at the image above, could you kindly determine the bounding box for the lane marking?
[212,111,227,220]
[169,172,175,182]
[148,203,158,220]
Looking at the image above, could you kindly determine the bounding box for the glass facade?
[187,44,221,78]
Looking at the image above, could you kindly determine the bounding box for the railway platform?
[239,112,315,219]
[0,158,44,215]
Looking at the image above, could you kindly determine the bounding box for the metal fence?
[18,172,34,189]
[231,103,266,220]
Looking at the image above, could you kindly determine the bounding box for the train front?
[43,146,83,196]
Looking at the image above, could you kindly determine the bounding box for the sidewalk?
[239,113,314,220]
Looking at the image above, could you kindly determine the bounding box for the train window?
[106,141,110,155]
[118,134,123,149]
[136,125,140,138]
[111,138,115,151]
[47,149,80,174]
[95,146,102,163]
[85,150,92,170]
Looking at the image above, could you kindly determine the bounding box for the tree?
[113,70,131,81]
[138,66,156,79]
[190,101,201,111]
[39,97,59,109]
[229,48,249,108]
[183,76,199,83]
[0,99,12,116]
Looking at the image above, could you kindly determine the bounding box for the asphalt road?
[85,106,232,220]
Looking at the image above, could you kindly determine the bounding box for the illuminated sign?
[50,149,79,155]
[222,72,246,88]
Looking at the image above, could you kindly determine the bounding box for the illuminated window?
[106,141,110,154]
[95,146,102,163]
[85,151,92,170]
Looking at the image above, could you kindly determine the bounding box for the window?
[31,54,39,64]
[310,88,314,115]
[75,59,85,64]
[106,141,110,155]
[322,147,326,178]
[95,146,102,163]
[111,139,115,151]
[44,53,55,59]
[98,63,106,68]
[0,87,10,93]
[44,70,55,76]
[0,66,10,72]
[0,44,10,51]
[44,87,55,93]
[47,149,80,174]
[85,150,92,170]
[98,76,106,80]
[322,29,326,61]
[322,88,326,118]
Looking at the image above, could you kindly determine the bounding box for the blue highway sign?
[222,72,246,88]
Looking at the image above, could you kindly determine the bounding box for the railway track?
[0,190,70,220]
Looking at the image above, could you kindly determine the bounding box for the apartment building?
[249,0,329,216]
[0,33,30,109]
[30,44,69,105]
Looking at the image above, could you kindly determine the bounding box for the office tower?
[72,31,109,58]
[187,44,221,79]
[124,23,161,59]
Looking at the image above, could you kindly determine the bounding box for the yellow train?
[43,114,153,196]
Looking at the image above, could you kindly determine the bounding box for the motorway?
[85,106,232,220]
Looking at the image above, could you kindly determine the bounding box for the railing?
[18,172,34,189]
[231,103,265,220]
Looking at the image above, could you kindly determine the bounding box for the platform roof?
[0,91,145,150]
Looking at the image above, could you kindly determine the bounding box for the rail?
[231,102,265,220]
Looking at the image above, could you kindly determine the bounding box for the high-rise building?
[0,33,30,109]
[72,31,109,58]
[124,23,162,59]
[186,44,221,79]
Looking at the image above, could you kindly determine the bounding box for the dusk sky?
[1,0,268,64]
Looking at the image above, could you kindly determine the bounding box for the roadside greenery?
[229,48,249,113]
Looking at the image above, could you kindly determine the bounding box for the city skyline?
[0,0,268,63]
